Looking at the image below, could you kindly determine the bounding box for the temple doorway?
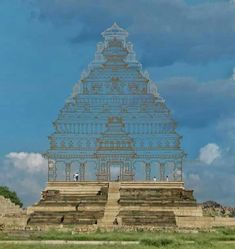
[109,161,122,181]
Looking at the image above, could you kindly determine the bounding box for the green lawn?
[1,228,235,249]
[1,243,235,249]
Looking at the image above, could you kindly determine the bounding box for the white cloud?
[6,152,47,173]
[199,143,221,165]
[188,173,200,182]
[0,152,47,207]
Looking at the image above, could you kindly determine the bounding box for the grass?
[140,237,176,247]
[1,228,235,248]
[1,242,235,249]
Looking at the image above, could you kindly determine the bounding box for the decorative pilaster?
[173,162,177,181]
[159,162,165,181]
[97,162,108,181]
[48,160,56,182]
[79,162,86,181]
[180,161,183,181]
[145,163,151,181]
[131,162,135,181]
[173,160,183,181]
[65,162,71,181]
[121,161,134,181]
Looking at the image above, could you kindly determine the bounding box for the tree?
[0,186,23,207]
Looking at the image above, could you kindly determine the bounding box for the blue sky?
[0,0,235,207]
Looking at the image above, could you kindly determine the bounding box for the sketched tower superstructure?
[46,23,185,182]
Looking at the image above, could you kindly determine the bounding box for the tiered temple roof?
[46,23,185,181]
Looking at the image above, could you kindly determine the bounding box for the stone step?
[103,211,120,215]
[120,202,196,206]
[40,200,106,204]
[104,208,120,211]
[31,211,104,215]
[119,210,176,226]
[29,218,97,225]
[28,182,198,228]
[43,196,107,200]
[98,182,120,226]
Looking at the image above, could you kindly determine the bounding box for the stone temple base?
[27,181,208,228]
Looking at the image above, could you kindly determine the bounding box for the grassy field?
[1,242,235,249]
[1,227,235,249]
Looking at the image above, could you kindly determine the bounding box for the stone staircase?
[98,182,120,227]
[116,183,201,227]
[27,181,202,228]
[28,182,108,226]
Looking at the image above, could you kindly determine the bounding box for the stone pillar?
[173,160,183,181]
[145,163,151,181]
[159,162,165,181]
[107,162,111,181]
[122,161,134,181]
[65,162,71,181]
[130,161,135,181]
[96,161,110,181]
[173,162,176,181]
[48,160,56,182]
[120,162,125,181]
[180,161,183,181]
[79,162,86,181]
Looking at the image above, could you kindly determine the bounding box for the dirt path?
[1,240,235,245]
[0,240,139,245]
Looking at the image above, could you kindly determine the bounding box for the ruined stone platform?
[0,196,27,230]
[27,181,204,228]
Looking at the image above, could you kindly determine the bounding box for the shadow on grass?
[140,238,176,247]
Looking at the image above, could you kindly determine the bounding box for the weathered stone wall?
[0,196,23,216]
[0,217,27,230]
[0,196,27,230]
[176,216,235,228]
[213,217,235,227]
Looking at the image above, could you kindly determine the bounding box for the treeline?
[0,186,23,207]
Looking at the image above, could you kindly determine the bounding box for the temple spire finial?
[101,22,128,41]
[112,22,120,28]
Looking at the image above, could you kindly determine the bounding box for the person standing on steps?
[74,172,79,181]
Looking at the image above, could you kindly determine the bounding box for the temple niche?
[45,23,184,182]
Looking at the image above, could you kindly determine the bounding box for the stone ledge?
[176,216,235,228]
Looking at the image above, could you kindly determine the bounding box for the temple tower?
[28,24,203,228]
[45,23,185,182]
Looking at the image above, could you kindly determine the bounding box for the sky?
[0,0,235,207]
